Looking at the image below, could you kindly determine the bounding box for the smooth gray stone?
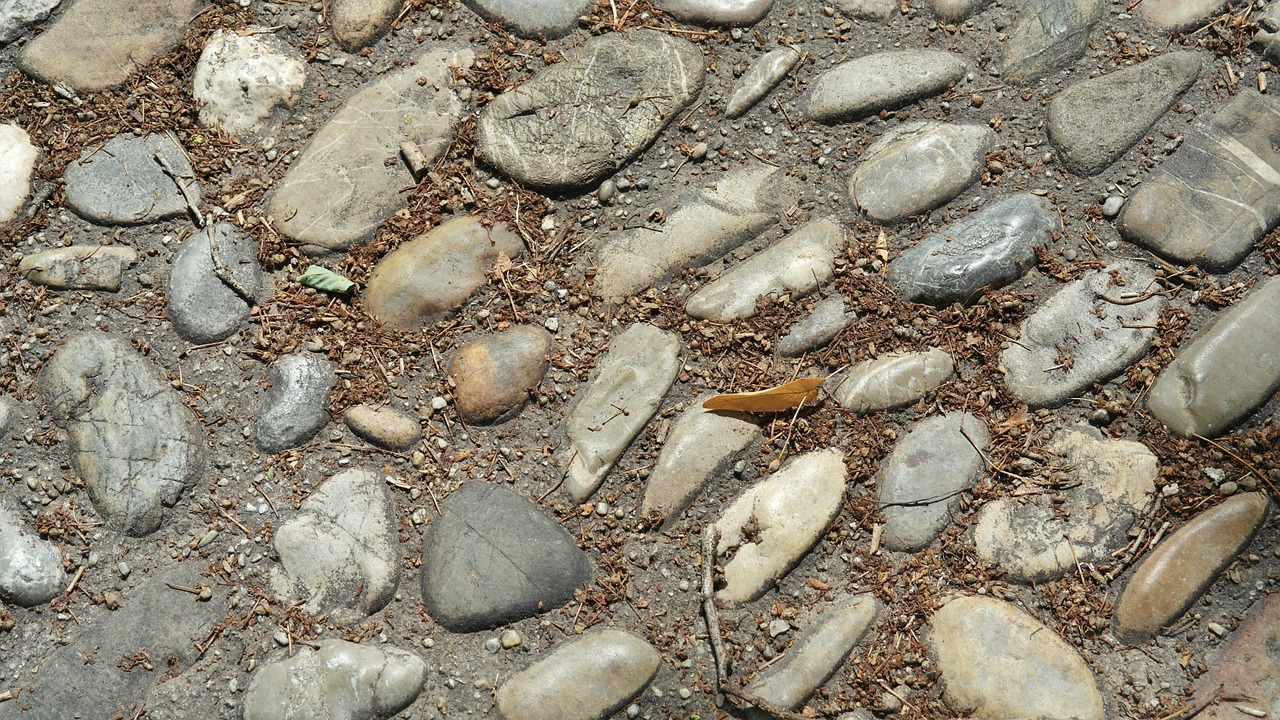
[1001,0,1103,85]
[0,500,65,607]
[1002,261,1164,407]
[38,332,203,536]
[0,0,59,45]
[888,193,1059,306]
[778,296,855,356]
[496,630,660,720]
[1119,91,1280,271]
[1148,276,1280,437]
[420,482,590,632]
[832,0,897,20]
[1047,52,1200,176]
[654,0,774,24]
[462,0,592,38]
[167,222,262,343]
[727,47,801,119]
[63,133,200,225]
[272,469,400,623]
[1137,0,1228,31]
[878,413,988,552]
[327,0,401,50]
[804,50,967,124]
[243,640,426,720]
[848,121,993,223]
[255,353,335,453]
[476,30,703,189]
[18,245,138,291]
[0,567,225,720]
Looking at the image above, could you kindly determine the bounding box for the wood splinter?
[400,141,429,181]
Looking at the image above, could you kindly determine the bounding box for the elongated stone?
[1114,492,1269,643]
[804,50,967,124]
[778,296,855,357]
[848,121,993,223]
[686,218,846,321]
[461,0,593,38]
[1188,592,1280,720]
[565,324,681,502]
[496,630,660,720]
[1047,52,1200,176]
[929,0,992,21]
[888,193,1058,306]
[1147,276,1280,437]
[654,0,774,25]
[1001,0,1104,85]
[640,393,757,526]
[929,595,1104,720]
[1137,0,1229,31]
[18,245,138,291]
[243,640,425,720]
[270,48,472,254]
[1119,91,1280,271]
[727,47,801,119]
[342,405,420,451]
[834,348,954,413]
[715,449,846,605]
[64,133,201,226]
[1002,261,1165,407]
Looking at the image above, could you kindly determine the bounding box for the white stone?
[0,124,38,226]
[193,29,307,138]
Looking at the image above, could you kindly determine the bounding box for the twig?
[701,525,728,691]
[206,222,258,305]
[152,151,203,227]
[537,450,577,502]
[1065,534,1087,585]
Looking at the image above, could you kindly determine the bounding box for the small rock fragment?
[18,245,138,292]
[726,47,801,119]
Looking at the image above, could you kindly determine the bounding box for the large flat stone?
[1001,0,1103,85]
[804,50,967,124]
[270,48,472,254]
[496,630,660,720]
[848,121,993,223]
[64,133,201,226]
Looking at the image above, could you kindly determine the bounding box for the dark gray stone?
[38,332,203,536]
[1001,0,1103,85]
[0,567,226,720]
[888,193,1059,306]
[476,30,704,189]
[1119,91,1280,271]
[1047,52,1200,176]
[63,133,200,225]
[461,0,593,38]
[778,296,855,356]
[255,353,335,453]
[167,222,262,344]
[0,500,65,607]
[420,482,591,632]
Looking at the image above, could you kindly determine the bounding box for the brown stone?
[1189,591,1280,719]
[1114,492,1269,643]
[342,404,420,451]
[449,326,552,424]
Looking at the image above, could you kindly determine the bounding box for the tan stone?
[449,326,552,424]
[328,0,402,50]
[496,630,660,720]
[1137,0,1228,30]
[342,404,420,451]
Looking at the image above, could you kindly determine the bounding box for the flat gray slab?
[1001,0,1103,85]
[64,133,201,226]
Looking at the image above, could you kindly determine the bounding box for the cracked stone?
[18,245,139,292]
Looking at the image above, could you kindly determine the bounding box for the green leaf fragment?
[297,265,356,294]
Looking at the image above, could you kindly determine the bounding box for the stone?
[242,640,426,720]
[167,222,262,343]
[1147,277,1280,437]
[928,0,991,21]
[1001,0,1104,85]
[973,426,1157,581]
[461,0,593,38]
[834,348,955,413]
[476,30,703,189]
[778,296,855,357]
[595,165,795,301]
[0,0,60,44]
[0,124,37,225]
[686,218,847,321]
[878,413,988,552]
[715,448,846,605]
[1047,52,1200,176]
[192,29,307,138]
[1188,592,1280,720]
[343,405,420,451]
[564,324,682,502]
[832,0,897,20]
[38,332,203,536]
[1002,261,1165,407]
[640,392,757,525]
[1114,492,1269,643]
[848,122,993,223]
[804,50,967,124]
[747,594,882,710]
[270,48,472,254]
[18,0,200,92]
[654,0,774,24]
[18,245,139,292]
[726,47,802,119]
[328,0,402,50]
[420,482,591,632]
[1137,0,1229,31]
[449,325,552,424]
[272,468,399,623]
[363,217,524,330]
[255,352,335,453]
[929,595,1104,720]
[496,630,661,720]
[0,567,225,720]
[0,501,65,607]
[63,133,201,225]
[1119,91,1280,271]
[1255,4,1280,62]
[887,193,1059,306]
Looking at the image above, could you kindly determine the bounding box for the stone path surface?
[2,1,1280,719]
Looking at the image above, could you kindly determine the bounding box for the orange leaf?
[703,378,825,413]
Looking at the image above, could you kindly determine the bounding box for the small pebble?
[1208,622,1228,638]
[118,561,131,578]
[678,687,692,700]
[500,629,523,649]
[627,705,641,719]
[1219,481,1239,496]
[484,637,501,653]
[1101,195,1125,217]
[431,396,448,410]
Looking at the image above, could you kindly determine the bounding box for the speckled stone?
[804,50,967,124]
[449,325,552,424]
[848,121,993,223]
[1114,492,1269,644]
[327,0,402,50]
[834,348,954,413]
[0,501,65,607]
[192,29,307,138]
[496,630,661,720]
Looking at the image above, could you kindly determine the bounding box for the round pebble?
[500,629,523,649]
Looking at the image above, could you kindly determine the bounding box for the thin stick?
[1065,534,1087,586]
[537,450,577,502]
[206,222,258,304]
[152,151,203,227]
[701,525,728,691]
[1192,434,1276,495]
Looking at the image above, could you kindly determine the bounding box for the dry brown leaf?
[703,378,825,413]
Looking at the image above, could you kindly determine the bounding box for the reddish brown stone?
[449,326,552,424]
[1191,592,1280,719]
